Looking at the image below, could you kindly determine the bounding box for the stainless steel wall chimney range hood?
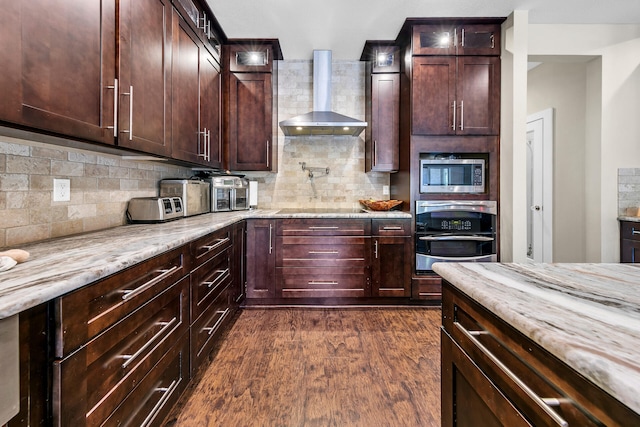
[279,50,367,137]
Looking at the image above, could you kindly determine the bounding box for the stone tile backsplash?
[0,59,389,247]
[618,168,640,215]
[0,136,193,248]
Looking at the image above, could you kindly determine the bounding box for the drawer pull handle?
[632,229,640,235]
[202,237,230,252]
[140,379,178,427]
[203,268,230,288]
[121,317,178,369]
[309,226,340,230]
[382,226,403,230]
[122,265,179,300]
[202,308,230,335]
[308,251,339,255]
[308,281,338,285]
[455,322,569,427]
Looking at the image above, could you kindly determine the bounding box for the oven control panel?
[440,219,472,231]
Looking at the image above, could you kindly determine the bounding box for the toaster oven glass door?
[213,188,231,211]
[232,188,249,210]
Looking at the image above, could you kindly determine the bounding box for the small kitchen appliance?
[126,197,184,223]
[420,157,485,194]
[160,178,210,217]
[207,176,250,211]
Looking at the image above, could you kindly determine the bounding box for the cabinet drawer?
[191,285,232,372]
[102,337,189,427]
[54,276,189,427]
[54,246,188,357]
[277,268,368,298]
[412,276,442,300]
[190,246,232,320]
[189,226,232,269]
[277,219,371,236]
[620,221,640,241]
[278,236,368,267]
[372,219,410,236]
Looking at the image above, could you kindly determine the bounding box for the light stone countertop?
[433,262,640,416]
[0,208,411,319]
[618,216,640,223]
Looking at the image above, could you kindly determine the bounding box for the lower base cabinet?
[442,280,640,426]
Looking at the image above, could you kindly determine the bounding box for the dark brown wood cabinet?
[245,219,276,299]
[366,73,400,172]
[188,227,234,373]
[117,0,173,156]
[52,245,190,427]
[620,220,640,263]
[232,221,247,304]
[276,219,372,299]
[0,0,117,146]
[442,281,640,427]
[225,41,281,171]
[412,23,501,56]
[371,219,411,297]
[412,55,500,136]
[170,11,222,168]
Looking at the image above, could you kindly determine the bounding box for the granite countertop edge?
[0,209,411,319]
[434,261,640,416]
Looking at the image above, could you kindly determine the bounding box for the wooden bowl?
[359,199,403,211]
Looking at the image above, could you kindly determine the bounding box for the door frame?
[526,108,554,262]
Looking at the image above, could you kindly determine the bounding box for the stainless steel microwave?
[420,158,485,193]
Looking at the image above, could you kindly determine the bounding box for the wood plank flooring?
[165,307,442,426]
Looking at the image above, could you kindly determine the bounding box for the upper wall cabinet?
[117,0,173,156]
[224,41,282,172]
[412,23,501,56]
[171,11,223,168]
[0,0,117,146]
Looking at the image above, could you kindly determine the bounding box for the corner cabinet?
[362,44,401,172]
[224,41,281,171]
[442,281,640,426]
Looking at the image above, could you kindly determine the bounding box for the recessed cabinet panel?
[229,45,272,72]
[0,0,116,145]
[412,23,501,56]
[367,73,400,172]
[412,57,456,136]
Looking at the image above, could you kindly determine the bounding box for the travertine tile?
[7,155,50,175]
[6,224,49,246]
[51,160,84,176]
[68,204,97,220]
[51,220,84,238]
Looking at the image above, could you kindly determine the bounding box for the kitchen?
[2,0,640,426]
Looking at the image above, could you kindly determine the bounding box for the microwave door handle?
[419,235,494,242]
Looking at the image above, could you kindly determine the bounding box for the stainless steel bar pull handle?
[269,223,273,254]
[455,322,569,427]
[632,228,640,235]
[121,85,133,140]
[202,237,230,252]
[266,140,270,168]
[106,79,118,137]
[459,100,464,131]
[308,251,339,255]
[202,308,230,335]
[139,379,178,427]
[308,281,338,286]
[374,240,379,259]
[121,265,179,300]
[121,317,177,369]
[452,100,456,131]
[373,140,377,166]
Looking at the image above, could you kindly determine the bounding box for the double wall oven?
[415,200,497,273]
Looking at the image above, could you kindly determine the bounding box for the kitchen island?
[434,262,640,426]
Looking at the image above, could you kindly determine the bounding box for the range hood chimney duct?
[279,50,367,137]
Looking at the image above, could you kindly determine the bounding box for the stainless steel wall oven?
[415,200,497,273]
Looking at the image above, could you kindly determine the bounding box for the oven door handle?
[419,235,494,242]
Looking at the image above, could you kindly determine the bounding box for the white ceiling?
[205,0,640,60]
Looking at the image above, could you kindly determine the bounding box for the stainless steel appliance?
[126,197,184,223]
[207,176,250,212]
[160,178,210,217]
[415,200,497,273]
[420,158,485,193]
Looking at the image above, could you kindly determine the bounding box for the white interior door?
[526,109,554,262]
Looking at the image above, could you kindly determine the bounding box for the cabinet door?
[200,49,223,168]
[457,56,500,135]
[232,221,247,303]
[245,220,276,298]
[118,0,172,156]
[368,74,399,172]
[412,57,456,136]
[372,236,411,297]
[170,13,201,164]
[458,24,501,56]
[0,0,116,145]
[412,24,456,56]
[228,73,273,171]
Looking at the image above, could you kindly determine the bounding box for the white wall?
[527,61,588,261]
[503,21,640,262]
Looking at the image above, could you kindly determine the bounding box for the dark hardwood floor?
[164,307,442,426]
